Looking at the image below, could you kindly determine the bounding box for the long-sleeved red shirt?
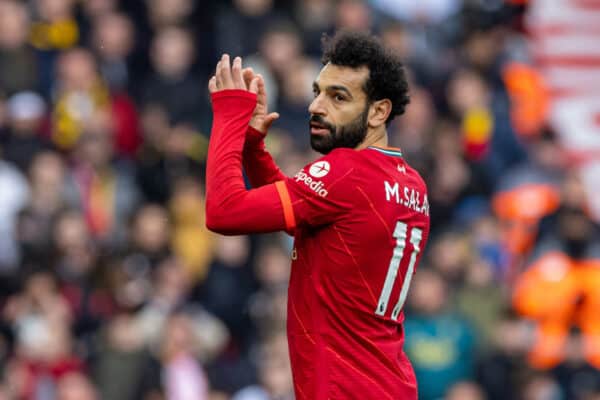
[205,90,292,234]
[207,89,430,400]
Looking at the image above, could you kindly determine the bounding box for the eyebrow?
[313,82,354,100]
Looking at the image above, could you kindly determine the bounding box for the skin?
[208,54,392,150]
[309,63,391,150]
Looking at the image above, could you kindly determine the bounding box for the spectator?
[168,176,215,283]
[248,241,291,338]
[389,85,436,174]
[56,372,98,400]
[446,68,527,187]
[0,157,30,271]
[404,268,477,400]
[0,0,39,94]
[17,151,67,269]
[63,108,139,243]
[454,256,505,352]
[91,12,135,91]
[335,0,373,32]
[51,48,110,150]
[92,314,149,400]
[520,374,563,400]
[215,0,279,57]
[30,0,79,51]
[3,91,50,173]
[51,210,115,338]
[200,235,256,350]
[30,0,80,96]
[77,0,119,45]
[141,26,209,131]
[232,332,294,400]
[134,255,229,364]
[244,20,306,113]
[139,312,210,400]
[445,381,486,400]
[292,0,335,56]
[146,0,197,30]
[91,11,141,157]
[4,270,83,400]
[425,120,490,230]
[476,313,533,400]
[135,104,206,204]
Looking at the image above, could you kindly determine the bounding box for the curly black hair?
[321,31,410,125]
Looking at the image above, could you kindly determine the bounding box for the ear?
[368,99,392,128]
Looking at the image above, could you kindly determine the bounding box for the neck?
[356,127,388,150]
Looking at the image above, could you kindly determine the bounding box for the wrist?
[245,125,267,149]
[248,125,267,138]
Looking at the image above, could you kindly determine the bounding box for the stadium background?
[0,0,599,399]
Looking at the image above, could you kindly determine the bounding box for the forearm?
[205,90,289,235]
[243,126,286,187]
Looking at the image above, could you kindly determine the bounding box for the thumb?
[264,112,280,130]
[249,77,259,94]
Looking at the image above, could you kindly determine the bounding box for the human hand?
[208,54,259,94]
[242,68,279,134]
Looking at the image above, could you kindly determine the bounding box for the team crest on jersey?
[309,161,330,178]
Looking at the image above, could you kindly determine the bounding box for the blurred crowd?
[0,0,598,399]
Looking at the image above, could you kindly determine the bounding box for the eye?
[334,94,346,102]
[312,88,319,98]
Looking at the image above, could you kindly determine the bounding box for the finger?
[231,56,245,89]
[208,76,217,93]
[215,61,222,89]
[249,76,259,94]
[242,67,254,89]
[256,74,267,106]
[219,54,233,88]
[264,112,280,130]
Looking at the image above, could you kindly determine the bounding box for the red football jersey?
[281,147,430,400]
[206,90,430,400]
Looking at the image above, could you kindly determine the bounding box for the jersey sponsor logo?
[294,170,329,197]
[384,181,429,216]
[309,161,330,178]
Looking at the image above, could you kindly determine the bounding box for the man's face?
[308,63,370,154]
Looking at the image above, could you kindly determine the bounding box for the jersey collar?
[367,145,403,158]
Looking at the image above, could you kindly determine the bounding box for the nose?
[308,94,325,116]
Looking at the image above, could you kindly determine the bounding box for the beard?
[309,106,369,154]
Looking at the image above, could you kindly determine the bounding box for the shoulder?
[287,149,359,201]
[297,149,359,186]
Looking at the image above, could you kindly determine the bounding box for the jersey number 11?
[375,221,422,321]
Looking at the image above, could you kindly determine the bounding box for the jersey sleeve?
[281,149,355,228]
[205,90,291,235]
[242,126,286,187]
